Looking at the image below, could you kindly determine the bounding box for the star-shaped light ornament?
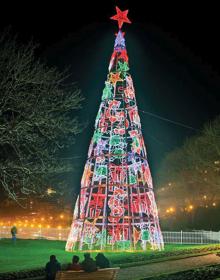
[110,6,131,29]
[114,30,126,50]
[109,72,123,85]
[118,61,129,72]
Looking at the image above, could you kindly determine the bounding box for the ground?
[0,239,220,273]
[118,254,220,280]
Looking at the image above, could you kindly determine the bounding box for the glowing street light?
[166,207,175,214]
[189,205,194,210]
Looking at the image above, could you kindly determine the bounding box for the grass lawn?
[0,239,220,273]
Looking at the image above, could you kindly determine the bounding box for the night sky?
[1,1,220,192]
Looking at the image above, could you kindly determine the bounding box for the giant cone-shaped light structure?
[66,8,164,251]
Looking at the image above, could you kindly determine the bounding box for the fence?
[162,231,220,244]
[0,226,220,244]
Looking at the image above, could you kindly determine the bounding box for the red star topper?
[110,6,131,29]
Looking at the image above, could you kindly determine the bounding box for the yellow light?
[166,207,175,214]
[25,220,28,223]
[41,217,45,221]
[189,205,194,210]
[38,224,42,228]
[213,202,216,207]
[47,225,50,228]
[47,188,53,195]
[31,224,34,228]
[49,216,53,220]
[24,224,27,227]
[60,215,64,219]
[203,195,207,199]
[47,188,56,195]
[58,225,62,229]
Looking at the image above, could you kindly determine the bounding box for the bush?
[0,268,44,280]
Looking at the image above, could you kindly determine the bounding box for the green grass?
[0,239,219,273]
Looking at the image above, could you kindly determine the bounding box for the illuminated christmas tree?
[66,6,164,251]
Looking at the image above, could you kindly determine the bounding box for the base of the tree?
[65,240,164,252]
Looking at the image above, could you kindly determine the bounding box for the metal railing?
[0,226,220,244]
[162,230,220,244]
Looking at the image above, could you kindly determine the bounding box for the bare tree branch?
[0,31,84,202]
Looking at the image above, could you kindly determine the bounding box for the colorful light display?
[66,7,164,251]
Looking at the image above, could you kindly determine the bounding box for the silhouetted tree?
[0,32,84,202]
[158,116,220,209]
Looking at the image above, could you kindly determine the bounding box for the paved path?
[117,254,220,280]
